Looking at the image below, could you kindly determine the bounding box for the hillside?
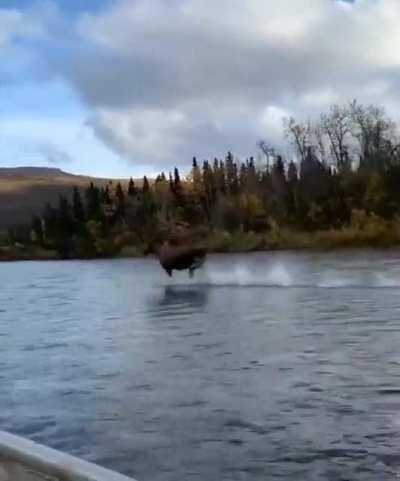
[0,167,129,230]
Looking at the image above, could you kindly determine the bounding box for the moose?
[158,242,206,278]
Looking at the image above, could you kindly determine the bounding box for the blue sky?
[0,0,137,177]
[0,0,399,177]
[1,0,112,15]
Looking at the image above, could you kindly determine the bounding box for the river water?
[2,250,400,480]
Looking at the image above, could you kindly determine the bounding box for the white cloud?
[299,89,340,109]
[0,1,56,49]
[88,107,187,163]
[0,10,25,48]
[258,106,291,145]
[36,0,400,168]
[0,115,132,177]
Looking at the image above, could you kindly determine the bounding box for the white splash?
[203,263,293,287]
[167,260,400,289]
[375,273,400,288]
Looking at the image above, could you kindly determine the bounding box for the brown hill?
[0,167,131,230]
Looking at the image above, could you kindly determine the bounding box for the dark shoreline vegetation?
[3,100,400,261]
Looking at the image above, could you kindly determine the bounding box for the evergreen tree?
[135,176,157,238]
[128,177,136,196]
[43,202,57,241]
[244,157,258,194]
[191,157,203,195]
[270,155,289,219]
[85,182,101,220]
[173,167,184,208]
[225,151,236,195]
[239,162,247,190]
[58,195,74,237]
[212,158,219,178]
[143,176,150,194]
[174,167,181,190]
[218,160,227,194]
[31,216,44,246]
[168,172,174,194]
[104,185,112,204]
[287,161,299,218]
[73,187,85,222]
[115,182,125,218]
[201,160,213,221]
[231,162,239,195]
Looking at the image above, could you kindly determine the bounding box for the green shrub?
[118,245,147,257]
[95,238,118,257]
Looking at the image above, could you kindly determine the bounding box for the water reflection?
[154,285,209,310]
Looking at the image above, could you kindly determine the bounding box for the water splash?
[317,272,355,288]
[200,263,293,287]
[166,262,400,289]
[374,273,400,288]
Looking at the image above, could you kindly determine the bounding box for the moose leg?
[191,257,204,272]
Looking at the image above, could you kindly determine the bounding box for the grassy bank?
[203,223,400,253]
[0,245,59,262]
[2,214,400,261]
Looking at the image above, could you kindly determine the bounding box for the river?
[2,250,400,480]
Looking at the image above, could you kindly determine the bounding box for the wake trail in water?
[204,264,293,287]
[167,262,400,289]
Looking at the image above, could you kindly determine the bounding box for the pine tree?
[218,160,227,194]
[225,151,235,195]
[115,182,125,218]
[135,175,157,236]
[43,202,57,240]
[202,160,215,221]
[85,182,101,220]
[243,157,258,194]
[58,195,74,237]
[31,216,44,246]
[104,185,111,204]
[191,157,203,195]
[174,167,181,191]
[239,162,247,191]
[231,162,239,195]
[73,187,85,222]
[128,178,136,196]
[269,155,289,219]
[142,176,150,194]
[173,167,184,208]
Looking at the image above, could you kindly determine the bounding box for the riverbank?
[0,245,59,261]
[2,217,400,261]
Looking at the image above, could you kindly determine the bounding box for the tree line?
[8,100,400,258]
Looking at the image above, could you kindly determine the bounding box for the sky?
[1,0,400,177]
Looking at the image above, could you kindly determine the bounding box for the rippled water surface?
[2,250,400,480]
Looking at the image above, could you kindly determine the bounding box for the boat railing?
[0,430,137,481]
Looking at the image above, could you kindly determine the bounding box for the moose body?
[159,243,206,277]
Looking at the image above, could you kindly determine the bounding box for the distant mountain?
[0,167,130,230]
[0,167,75,178]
